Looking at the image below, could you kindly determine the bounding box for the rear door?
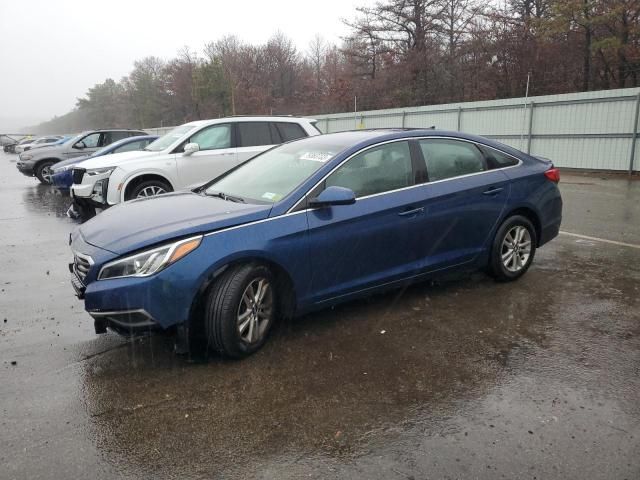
[235,122,279,162]
[101,131,130,147]
[176,123,236,188]
[408,138,511,272]
[305,140,422,303]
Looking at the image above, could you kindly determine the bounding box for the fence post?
[457,107,462,131]
[629,93,640,175]
[527,102,535,154]
[325,118,330,133]
[402,111,407,128]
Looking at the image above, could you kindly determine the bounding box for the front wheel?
[205,264,276,358]
[488,215,537,282]
[35,161,56,184]
[127,179,172,200]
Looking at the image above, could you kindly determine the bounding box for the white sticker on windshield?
[300,152,333,162]
[262,192,277,200]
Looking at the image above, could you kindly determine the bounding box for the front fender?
[108,169,178,205]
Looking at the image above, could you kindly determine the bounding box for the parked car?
[16,129,147,184]
[15,135,64,154]
[5,137,34,154]
[69,129,563,359]
[1,135,20,148]
[70,116,321,216]
[52,135,158,190]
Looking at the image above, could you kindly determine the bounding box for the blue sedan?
[51,135,158,189]
[69,129,562,358]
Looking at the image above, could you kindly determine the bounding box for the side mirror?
[74,141,86,149]
[183,143,200,156]
[308,186,356,207]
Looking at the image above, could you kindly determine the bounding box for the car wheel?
[35,161,55,184]
[128,180,172,200]
[205,264,276,358]
[489,215,537,282]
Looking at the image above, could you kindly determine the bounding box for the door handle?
[483,187,504,195]
[398,207,425,217]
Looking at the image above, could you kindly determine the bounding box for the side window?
[482,146,519,169]
[110,131,131,142]
[326,141,413,198]
[76,133,100,148]
[275,122,307,142]
[189,124,232,151]
[237,122,274,147]
[45,138,57,143]
[113,140,145,153]
[100,132,113,146]
[419,139,487,181]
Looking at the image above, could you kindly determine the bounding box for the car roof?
[315,128,526,157]
[182,116,316,128]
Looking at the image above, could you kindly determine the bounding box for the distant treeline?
[33,0,640,134]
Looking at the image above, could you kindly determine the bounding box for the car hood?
[52,155,91,171]
[78,191,273,254]
[78,150,157,169]
[27,144,66,158]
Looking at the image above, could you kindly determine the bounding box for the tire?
[73,201,96,221]
[488,215,537,282]
[35,160,56,184]
[205,264,277,359]
[127,179,172,200]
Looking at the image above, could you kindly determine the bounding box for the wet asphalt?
[0,153,639,480]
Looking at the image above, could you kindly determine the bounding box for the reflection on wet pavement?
[78,239,640,479]
[1,155,639,479]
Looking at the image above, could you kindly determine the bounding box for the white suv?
[70,116,320,214]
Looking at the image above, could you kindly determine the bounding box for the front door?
[66,132,102,159]
[306,140,421,303]
[176,123,237,189]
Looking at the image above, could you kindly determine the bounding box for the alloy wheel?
[41,165,53,183]
[136,185,167,198]
[501,225,532,272]
[237,278,273,344]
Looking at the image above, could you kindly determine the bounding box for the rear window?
[275,122,307,142]
[481,146,520,168]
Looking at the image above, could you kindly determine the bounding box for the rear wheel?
[35,160,55,184]
[127,179,172,200]
[205,264,276,358]
[488,215,537,282]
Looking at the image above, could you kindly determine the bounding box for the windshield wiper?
[206,191,245,203]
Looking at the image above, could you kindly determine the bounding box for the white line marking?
[559,231,640,250]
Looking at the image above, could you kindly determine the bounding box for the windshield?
[144,125,195,152]
[205,136,350,203]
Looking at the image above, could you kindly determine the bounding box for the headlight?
[98,236,202,280]
[20,154,32,161]
[87,167,116,176]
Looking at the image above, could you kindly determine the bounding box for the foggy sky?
[0,0,362,131]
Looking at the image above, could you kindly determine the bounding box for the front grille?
[73,253,92,282]
[72,168,86,184]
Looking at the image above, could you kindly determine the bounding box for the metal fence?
[313,87,640,172]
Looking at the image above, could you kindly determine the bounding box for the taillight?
[544,167,560,183]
